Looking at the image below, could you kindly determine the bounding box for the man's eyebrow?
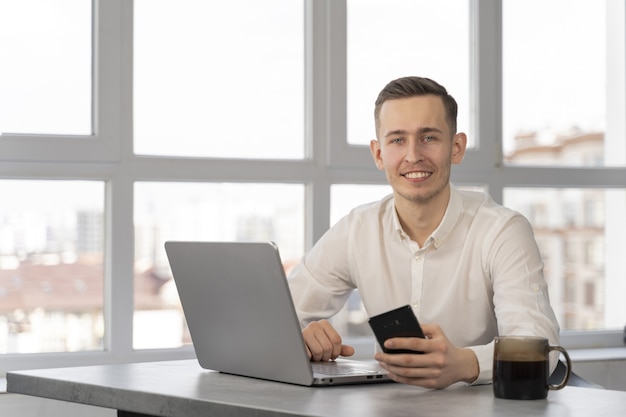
[418,127,444,135]
[383,127,444,138]
[384,129,408,138]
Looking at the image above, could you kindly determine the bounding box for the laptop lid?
[164,241,390,386]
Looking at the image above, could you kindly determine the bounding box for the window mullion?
[105,0,132,359]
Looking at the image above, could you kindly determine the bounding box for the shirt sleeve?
[286,216,356,328]
[481,214,561,383]
[467,342,495,385]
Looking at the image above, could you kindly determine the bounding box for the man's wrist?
[461,348,480,384]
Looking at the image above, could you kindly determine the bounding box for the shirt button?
[412,302,419,308]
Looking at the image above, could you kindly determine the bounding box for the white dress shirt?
[287,185,560,384]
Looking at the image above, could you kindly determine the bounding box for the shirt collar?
[391,184,463,249]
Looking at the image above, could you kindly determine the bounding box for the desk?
[6,359,626,417]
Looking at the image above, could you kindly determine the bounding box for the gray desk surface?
[7,359,626,417]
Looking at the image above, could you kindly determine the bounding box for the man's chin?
[397,190,435,205]
[397,183,448,205]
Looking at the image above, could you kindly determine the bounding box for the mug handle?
[548,346,572,390]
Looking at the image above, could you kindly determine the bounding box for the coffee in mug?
[493,336,571,400]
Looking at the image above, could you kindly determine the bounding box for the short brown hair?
[374,76,458,135]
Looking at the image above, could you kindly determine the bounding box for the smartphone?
[368,305,426,354]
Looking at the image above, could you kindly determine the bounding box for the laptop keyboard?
[312,363,379,376]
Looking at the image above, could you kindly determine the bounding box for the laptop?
[164,240,391,386]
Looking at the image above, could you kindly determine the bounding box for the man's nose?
[404,139,424,163]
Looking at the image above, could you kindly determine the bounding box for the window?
[133,0,305,159]
[1,0,625,374]
[0,0,91,135]
[502,0,624,168]
[133,182,304,349]
[346,0,471,147]
[500,0,626,337]
[504,188,625,331]
[0,180,104,354]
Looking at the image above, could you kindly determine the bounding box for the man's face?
[370,95,466,206]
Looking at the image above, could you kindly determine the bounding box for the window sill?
[569,347,626,362]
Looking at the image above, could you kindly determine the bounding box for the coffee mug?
[493,336,572,400]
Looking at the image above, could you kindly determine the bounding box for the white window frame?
[0,0,624,374]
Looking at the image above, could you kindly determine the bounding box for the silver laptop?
[164,240,391,386]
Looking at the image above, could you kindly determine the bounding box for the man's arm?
[489,215,561,374]
[287,214,357,328]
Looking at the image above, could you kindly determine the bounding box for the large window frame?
[1,0,624,373]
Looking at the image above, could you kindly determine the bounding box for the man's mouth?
[403,171,431,179]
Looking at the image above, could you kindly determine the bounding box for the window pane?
[503,0,625,167]
[346,0,471,146]
[0,0,91,135]
[0,180,104,353]
[504,188,626,331]
[133,182,305,349]
[134,0,304,159]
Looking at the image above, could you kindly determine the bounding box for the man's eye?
[391,137,403,144]
[423,135,436,142]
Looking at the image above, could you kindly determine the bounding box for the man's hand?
[374,323,479,389]
[302,319,355,361]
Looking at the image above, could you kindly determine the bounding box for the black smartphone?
[368,305,426,354]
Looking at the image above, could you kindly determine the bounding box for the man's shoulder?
[320,195,394,246]
[336,194,396,236]
[348,194,394,217]
[456,188,522,223]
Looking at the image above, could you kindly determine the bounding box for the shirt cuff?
[467,342,494,385]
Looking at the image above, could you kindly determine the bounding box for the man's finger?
[340,344,355,358]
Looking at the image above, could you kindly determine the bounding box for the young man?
[287,76,560,388]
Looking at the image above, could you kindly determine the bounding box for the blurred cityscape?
[505,129,609,329]
[0,130,622,353]
[0,210,105,352]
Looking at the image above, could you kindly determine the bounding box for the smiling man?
[287,76,560,388]
[371,93,465,248]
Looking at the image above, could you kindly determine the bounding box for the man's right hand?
[302,319,355,361]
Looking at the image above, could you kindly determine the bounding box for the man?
[287,76,559,388]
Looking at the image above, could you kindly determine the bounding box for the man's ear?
[451,133,467,164]
[370,139,385,170]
